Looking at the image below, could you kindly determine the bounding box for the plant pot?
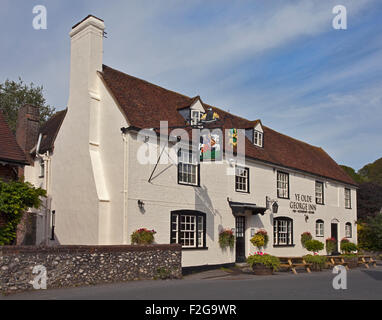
[343,257,358,269]
[252,263,273,275]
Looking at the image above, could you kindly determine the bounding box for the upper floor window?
[170,210,206,249]
[254,130,263,147]
[274,217,293,246]
[316,219,324,237]
[39,159,45,178]
[277,171,289,199]
[345,188,351,209]
[345,222,352,238]
[190,110,200,126]
[178,148,199,186]
[315,181,324,205]
[235,166,249,193]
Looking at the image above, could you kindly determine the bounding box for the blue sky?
[1,0,381,170]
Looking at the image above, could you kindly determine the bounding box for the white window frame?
[235,166,249,193]
[190,110,200,126]
[171,211,206,249]
[316,220,324,237]
[178,149,199,186]
[277,171,289,199]
[315,181,324,204]
[254,130,263,147]
[345,223,352,238]
[274,217,293,246]
[345,188,351,209]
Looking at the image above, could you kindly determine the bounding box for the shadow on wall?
[194,184,222,242]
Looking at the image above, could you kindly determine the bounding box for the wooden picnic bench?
[327,256,349,270]
[358,255,377,268]
[278,257,312,274]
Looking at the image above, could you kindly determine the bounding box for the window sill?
[235,190,250,194]
[273,244,295,248]
[182,247,209,251]
[178,182,200,187]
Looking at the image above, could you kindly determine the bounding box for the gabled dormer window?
[254,130,263,147]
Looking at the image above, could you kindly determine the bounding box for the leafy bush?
[358,215,382,251]
[303,254,327,269]
[326,237,337,254]
[131,228,156,245]
[219,229,235,249]
[340,238,349,245]
[0,180,46,245]
[340,242,357,254]
[247,253,280,271]
[250,229,269,249]
[305,240,324,253]
[301,232,313,248]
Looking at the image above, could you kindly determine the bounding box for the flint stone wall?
[0,244,182,294]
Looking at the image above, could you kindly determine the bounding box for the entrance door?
[331,223,339,255]
[235,216,246,263]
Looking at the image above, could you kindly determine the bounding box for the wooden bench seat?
[358,255,377,268]
[327,256,349,270]
[278,257,312,274]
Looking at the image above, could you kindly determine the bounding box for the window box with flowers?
[247,252,280,275]
[219,229,235,249]
[131,228,156,245]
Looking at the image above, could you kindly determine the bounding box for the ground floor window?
[345,222,352,238]
[170,210,206,249]
[316,219,324,237]
[274,217,293,246]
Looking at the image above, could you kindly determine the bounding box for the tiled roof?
[38,109,67,154]
[100,64,356,186]
[0,111,28,165]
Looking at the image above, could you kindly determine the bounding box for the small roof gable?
[100,64,356,186]
[0,111,28,165]
[37,109,67,154]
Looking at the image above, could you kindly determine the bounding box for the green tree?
[0,78,55,133]
[0,180,46,245]
[340,165,365,184]
[358,215,382,251]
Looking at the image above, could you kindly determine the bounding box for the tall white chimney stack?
[68,15,105,105]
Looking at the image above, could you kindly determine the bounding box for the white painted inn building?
[24,16,357,267]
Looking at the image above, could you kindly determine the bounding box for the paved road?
[2,267,382,300]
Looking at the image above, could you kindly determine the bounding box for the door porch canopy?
[228,200,267,216]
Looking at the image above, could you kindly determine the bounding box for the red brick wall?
[0,164,18,181]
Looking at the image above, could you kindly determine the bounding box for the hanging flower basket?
[219,229,235,249]
[250,229,269,250]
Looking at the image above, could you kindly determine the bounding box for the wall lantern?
[304,214,309,222]
[50,210,56,241]
[272,202,279,214]
[138,200,145,210]
[266,196,278,214]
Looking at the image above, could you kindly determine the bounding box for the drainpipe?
[35,133,52,244]
[122,132,129,244]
